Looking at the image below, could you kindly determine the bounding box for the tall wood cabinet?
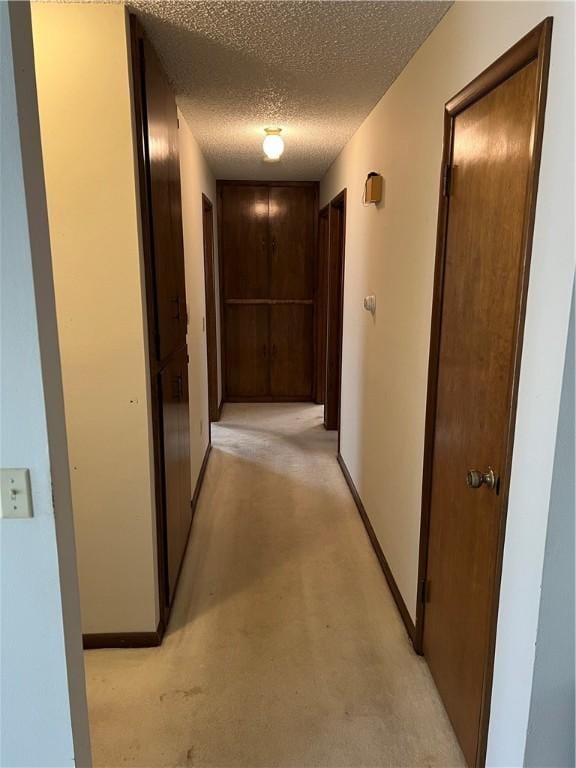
[130,19,192,622]
[219,182,318,401]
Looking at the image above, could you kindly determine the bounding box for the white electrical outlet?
[0,469,33,519]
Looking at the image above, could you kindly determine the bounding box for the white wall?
[0,3,90,764]
[524,287,575,767]
[178,110,220,477]
[31,3,158,634]
[320,2,574,765]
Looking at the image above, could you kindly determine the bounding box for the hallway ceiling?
[128,0,451,181]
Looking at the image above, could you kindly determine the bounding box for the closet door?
[269,186,316,299]
[225,304,269,398]
[131,18,192,621]
[270,304,314,398]
[160,347,191,600]
[177,350,192,562]
[219,182,318,402]
[268,185,315,398]
[222,185,269,299]
[141,36,187,359]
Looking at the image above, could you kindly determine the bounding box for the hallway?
[85,405,464,767]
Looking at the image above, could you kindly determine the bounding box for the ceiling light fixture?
[263,127,284,161]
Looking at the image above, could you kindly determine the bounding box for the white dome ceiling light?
[263,128,284,162]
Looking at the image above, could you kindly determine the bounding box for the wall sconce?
[364,294,376,315]
[363,172,383,204]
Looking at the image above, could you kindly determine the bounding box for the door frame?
[202,193,220,423]
[414,19,552,768]
[324,189,347,444]
[315,204,330,404]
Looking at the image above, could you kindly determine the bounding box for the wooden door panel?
[202,198,219,421]
[142,38,186,359]
[177,348,192,563]
[423,60,540,766]
[270,304,314,398]
[325,196,345,430]
[161,353,186,599]
[132,17,194,627]
[315,206,330,403]
[269,186,315,299]
[225,304,269,398]
[222,186,269,299]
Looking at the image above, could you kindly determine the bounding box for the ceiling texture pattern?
[128,0,451,180]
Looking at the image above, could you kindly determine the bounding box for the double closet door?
[220,183,318,401]
[131,18,192,614]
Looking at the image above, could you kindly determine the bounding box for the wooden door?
[269,186,315,299]
[202,195,219,421]
[131,17,193,624]
[315,205,330,404]
[270,304,314,398]
[225,304,269,398]
[221,185,269,300]
[141,36,187,360]
[419,22,552,767]
[325,191,346,431]
[160,347,191,600]
[219,182,317,401]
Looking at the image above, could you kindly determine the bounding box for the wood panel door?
[141,35,187,361]
[202,195,219,422]
[219,182,318,402]
[131,17,193,625]
[160,347,191,601]
[221,185,269,300]
[418,22,551,768]
[315,205,330,404]
[225,304,269,398]
[270,304,314,398]
[269,186,315,299]
[325,191,346,431]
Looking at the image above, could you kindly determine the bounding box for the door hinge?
[419,578,431,604]
[442,164,452,197]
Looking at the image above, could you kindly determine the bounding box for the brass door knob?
[467,468,498,491]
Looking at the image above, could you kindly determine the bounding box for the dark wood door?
[160,347,191,600]
[421,28,550,767]
[225,304,269,398]
[270,304,314,398]
[141,36,187,361]
[315,205,330,404]
[131,17,193,623]
[269,186,315,299]
[222,185,269,300]
[219,182,317,401]
[202,195,219,421]
[325,191,346,430]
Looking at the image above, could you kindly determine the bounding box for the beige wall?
[178,110,220,479]
[320,2,574,764]
[31,3,158,634]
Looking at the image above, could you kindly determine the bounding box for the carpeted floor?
[84,403,464,767]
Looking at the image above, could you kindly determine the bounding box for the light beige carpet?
[85,404,464,768]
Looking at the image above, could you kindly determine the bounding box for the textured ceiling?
[128,1,451,180]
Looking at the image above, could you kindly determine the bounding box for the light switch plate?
[0,469,33,519]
